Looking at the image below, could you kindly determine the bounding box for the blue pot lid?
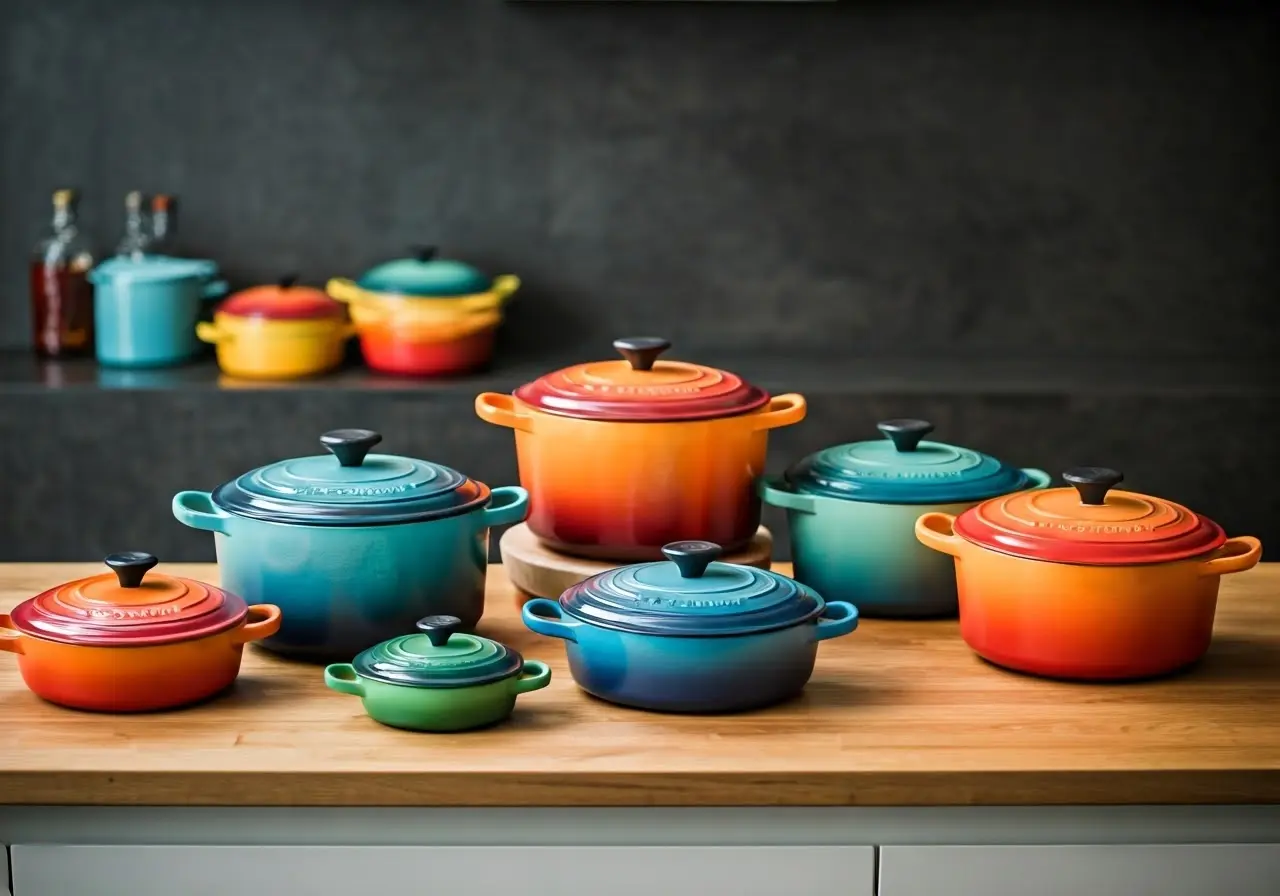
[211,429,490,526]
[356,246,491,298]
[352,616,524,688]
[559,541,825,637]
[88,254,218,284]
[783,419,1037,505]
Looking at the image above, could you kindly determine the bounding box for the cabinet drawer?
[12,844,873,896]
[879,844,1280,896]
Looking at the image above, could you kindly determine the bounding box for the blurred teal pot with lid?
[759,419,1050,618]
[88,254,227,367]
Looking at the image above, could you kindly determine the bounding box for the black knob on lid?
[411,245,438,263]
[662,541,723,579]
[104,552,159,588]
[1063,467,1125,506]
[416,615,463,647]
[877,419,935,453]
[613,337,671,372]
[320,429,382,467]
[277,273,299,290]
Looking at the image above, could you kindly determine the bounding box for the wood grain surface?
[1,562,1278,808]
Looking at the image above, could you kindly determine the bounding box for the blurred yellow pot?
[326,245,520,321]
[197,276,355,380]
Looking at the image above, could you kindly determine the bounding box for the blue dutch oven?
[172,429,529,661]
[522,541,858,714]
[88,254,228,368]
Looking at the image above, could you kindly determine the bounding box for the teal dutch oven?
[88,254,227,368]
[759,419,1050,618]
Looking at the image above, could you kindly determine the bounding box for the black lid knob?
[411,245,438,263]
[416,614,463,647]
[320,429,382,467]
[277,273,299,290]
[104,552,159,588]
[662,541,723,579]
[877,419,935,453]
[613,337,671,371]
[1063,467,1125,506]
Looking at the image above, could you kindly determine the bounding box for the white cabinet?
[11,844,874,896]
[879,844,1280,896]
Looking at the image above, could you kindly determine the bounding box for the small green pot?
[323,615,551,732]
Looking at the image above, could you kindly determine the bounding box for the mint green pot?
[760,419,1050,619]
[324,614,550,732]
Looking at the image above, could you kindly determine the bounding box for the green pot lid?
[352,615,524,688]
[88,254,218,285]
[783,419,1039,505]
[211,429,490,526]
[355,246,491,298]
[559,541,825,638]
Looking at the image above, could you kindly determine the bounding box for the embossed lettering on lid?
[512,338,771,422]
[351,615,525,688]
[783,419,1040,504]
[9,552,248,646]
[557,541,826,637]
[952,467,1227,565]
[211,429,489,526]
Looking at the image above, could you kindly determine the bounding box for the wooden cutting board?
[499,522,774,603]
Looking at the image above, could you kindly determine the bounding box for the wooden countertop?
[2,563,1278,808]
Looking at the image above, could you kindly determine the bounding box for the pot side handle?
[915,512,964,557]
[325,278,367,306]
[750,393,807,432]
[0,614,24,655]
[195,321,226,344]
[1198,536,1263,578]
[482,486,530,529]
[511,659,553,695]
[491,274,521,304]
[201,279,230,300]
[757,476,817,514]
[323,664,366,697]
[475,392,535,433]
[521,599,581,643]
[1021,468,1053,489]
[172,490,234,535]
[814,601,859,642]
[233,605,283,645]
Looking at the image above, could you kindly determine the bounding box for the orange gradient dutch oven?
[0,552,281,712]
[476,337,806,560]
[915,467,1262,681]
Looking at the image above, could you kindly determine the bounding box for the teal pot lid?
[211,429,490,526]
[560,541,825,638]
[88,254,218,285]
[783,419,1037,505]
[356,246,491,297]
[352,615,524,688]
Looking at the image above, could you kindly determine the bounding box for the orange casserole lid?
[217,275,346,321]
[513,337,770,422]
[952,467,1226,565]
[9,553,249,646]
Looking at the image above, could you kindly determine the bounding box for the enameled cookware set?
[84,245,518,379]
[0,339,1263,726]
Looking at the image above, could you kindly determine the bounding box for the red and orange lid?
[953,467,1226,565]
[513,338,770,422]
[217,275,346,322]
[9,553,249,646]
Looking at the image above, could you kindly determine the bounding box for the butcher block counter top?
[1,562,1278,808]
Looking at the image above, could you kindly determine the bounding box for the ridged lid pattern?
[953,467,1227,565]
[351,616,524,688]
[513,338,770,422]
[558,541,825,637]
[783,419,1039,504]
[211,430,489,526]
[9,552,248,647]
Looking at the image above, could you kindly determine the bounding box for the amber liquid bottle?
[30,189,96,358]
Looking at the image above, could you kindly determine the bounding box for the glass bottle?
[29,188,96,358]
[115,190,153,257]
[149,193,177,254]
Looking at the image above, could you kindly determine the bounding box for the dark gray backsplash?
[2,0,1276,358]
